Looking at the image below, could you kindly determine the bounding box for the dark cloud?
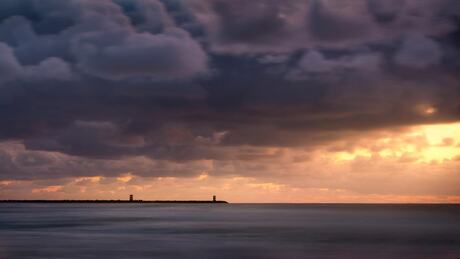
[0,0,459,180]
[309,0,373,42]
[188,0,459,52]
[211,0,299,43]
[188,0,309,53]
[367,0,405,23]
[0,42,21,81]
[0,41,72,82]
[14,152,54,167]
[0,0,208,80]
[76,29,207,80]
[394,35,442,69]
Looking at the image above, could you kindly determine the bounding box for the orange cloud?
[32,185,63,193]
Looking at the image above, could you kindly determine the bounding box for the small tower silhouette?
[213,195,216,202]
[129,194,133,202]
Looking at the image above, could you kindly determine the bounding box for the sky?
[0,0,459,203]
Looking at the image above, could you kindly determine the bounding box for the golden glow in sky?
[1,122,459,203]
[415,104,438,116]
[424,107,437,115]
[334,122,460,163]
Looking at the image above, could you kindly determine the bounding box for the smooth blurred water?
[0,203,459,259]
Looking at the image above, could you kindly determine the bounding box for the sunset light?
[1,0,460,257]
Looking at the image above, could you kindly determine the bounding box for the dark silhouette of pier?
[0,195,228,204]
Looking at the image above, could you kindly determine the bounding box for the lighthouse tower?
[213,195,216,202]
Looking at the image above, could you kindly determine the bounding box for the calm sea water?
[0,203,459,259]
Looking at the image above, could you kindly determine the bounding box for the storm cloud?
[0,0,459,183]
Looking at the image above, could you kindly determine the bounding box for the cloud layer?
[0,0,459,200]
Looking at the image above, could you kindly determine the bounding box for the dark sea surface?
[0,203,459,259]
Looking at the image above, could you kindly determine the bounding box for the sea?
[0,203,459,259]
